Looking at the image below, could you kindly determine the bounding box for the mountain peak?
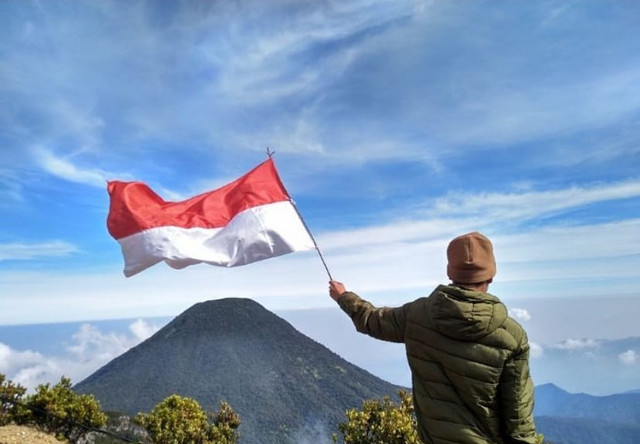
[75,298,401,444]
[190,297,265,312]
[537,383,567,393]
[179,297,271,320]
[157,297,295,339]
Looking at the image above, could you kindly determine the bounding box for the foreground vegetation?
[333,390,420,444]
[2,374,550,444]
[0,374,106,441]
[135,395,240,444]
[1,373,241,443]
[333,390,550,444]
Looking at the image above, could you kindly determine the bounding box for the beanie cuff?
[447,266,495,284]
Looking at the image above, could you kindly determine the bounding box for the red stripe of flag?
[107,159,291,240]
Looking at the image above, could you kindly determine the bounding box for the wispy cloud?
[320,179,640,255]
[0,169,24,204]
[430,179,640,221]
[552,339,599,350]
[3,0,639,177]
[211,0,415,105]
[0,0,638,329]
[0,0,422,172]
[445,66,640,147]
[0,241,77,261]
[32,147,132,188]
[2,216,637,325]
[537,0,580,29]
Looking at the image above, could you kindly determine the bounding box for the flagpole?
[266,149,333,281]
[289,198,333,281]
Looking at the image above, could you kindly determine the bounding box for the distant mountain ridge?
[535,383,640,425]
[74,298,403,444]
[535,383,640,444]
[536,416,640,444]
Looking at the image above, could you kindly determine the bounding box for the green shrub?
[333,390,420,444]
[19,376,107,441]
[0,374,27,426]
[207,400,241,444]
[135,394,240,444]
[334,390,550,444]
[537,434,552,444]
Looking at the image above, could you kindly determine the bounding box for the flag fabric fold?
[107,159,315,277]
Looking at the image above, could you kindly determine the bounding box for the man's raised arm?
[329,280,406,343]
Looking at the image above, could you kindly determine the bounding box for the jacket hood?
[428,285,508,341]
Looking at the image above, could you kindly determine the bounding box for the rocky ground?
[0,425,65,444]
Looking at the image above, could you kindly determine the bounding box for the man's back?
[337,285,536,443]
[404,285,535,443]
[330,232,537,443]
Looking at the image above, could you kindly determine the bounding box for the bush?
[0,374,26,426]
[208,401,241,444]
[537,434,552,444]
[334,390,550,444]
[135,394,240,444]
[333,390,420,444]
[19,376,107,442]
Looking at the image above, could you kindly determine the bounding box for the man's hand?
[329,280,347,301]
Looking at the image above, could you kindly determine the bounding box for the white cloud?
[430,179,640,222]
[319,218,470,251]
[496,219,640,263]
[0,320,161,391]
[618,350,636,366]
[0,241,77,261]
[66,320,161,363]
[0,343,45,375]
[552,339,599,350]
[319,180,640,259]
[45,100,105,152]
[66,324,132,363]
[3,0,638,176]
[32,147,125,188]
[212,0,415,105]
[236,114,327,156]
[0,0,638,325]
[129,319,159,342]
[529,342,544,359]
[1,0,439,166]
[0,343,58,391]
[509,308,531,322]
[1,215,639,325]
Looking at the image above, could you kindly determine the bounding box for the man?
[329,232,536,444]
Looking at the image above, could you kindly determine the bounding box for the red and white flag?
[107,159,315,277]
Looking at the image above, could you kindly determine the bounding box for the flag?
[107,159,315,277]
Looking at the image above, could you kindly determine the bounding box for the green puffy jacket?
[338,284,536,444]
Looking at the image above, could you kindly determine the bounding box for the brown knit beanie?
[446,232,496,284]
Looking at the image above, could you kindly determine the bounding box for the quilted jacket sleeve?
[498,331,537,443]
[337,291,407,343]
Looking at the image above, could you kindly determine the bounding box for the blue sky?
[1,0,639,392]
